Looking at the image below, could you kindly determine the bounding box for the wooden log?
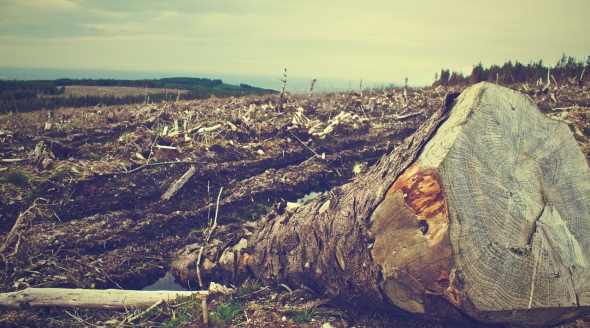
[0,288,207,310]
[173,82,590,326]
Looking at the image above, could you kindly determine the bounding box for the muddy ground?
[0,83,589,327]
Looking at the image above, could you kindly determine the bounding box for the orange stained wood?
[386,162,449,245]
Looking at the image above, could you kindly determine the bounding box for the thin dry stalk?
[403,77,409,103]
[202,297,209,326]
[277,68,287,110]
[197,187,224,289]
[207,181,212,226]
[551,75,559,88]
[543,68,551,93]
[290,133,320,158]
[126,299,165,323]
[64,310,91,326]
[146,133,159,164]
[207,187,223,243]
[196,245,205,289]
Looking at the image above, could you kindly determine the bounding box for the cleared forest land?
[0,82,589,327]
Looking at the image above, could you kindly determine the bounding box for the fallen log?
[172,82,590,326]
[0,288,207,310]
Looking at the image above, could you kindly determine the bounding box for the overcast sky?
[0,0,589,87]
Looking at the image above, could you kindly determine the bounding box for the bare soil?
[0,83,589,327]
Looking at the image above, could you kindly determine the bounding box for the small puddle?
[142,191,327,291]
[142,271,187,291]
[296,190,327,203]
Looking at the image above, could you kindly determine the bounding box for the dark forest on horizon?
[0,53,588,114]
[433,53,589,87]
[0,77,277,114]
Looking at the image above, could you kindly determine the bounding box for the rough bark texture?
[237,82,590,326]
[244,93,456,314]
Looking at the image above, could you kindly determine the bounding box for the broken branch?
[0,288,208,310]
[161,165,197,201]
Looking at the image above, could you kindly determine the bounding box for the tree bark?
[172,82,590,326]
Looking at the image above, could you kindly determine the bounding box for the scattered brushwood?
[0,82,588,327]
[0,85,445,271]
[516,80,590,159]
[277,68,288,111]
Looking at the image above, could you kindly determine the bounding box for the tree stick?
[0,288,208,310]
[197,187,224,289]
[0,158,29,163]
[309,78,316,97]
[0,205,37,255]
[207,187,223,244]
[202,297,209,326]
[161,165,197,200]
[127,299,164,323]
[277,68,287,110]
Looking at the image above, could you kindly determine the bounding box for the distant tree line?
[0,81,66,103]
[52,78,163,88]
[51,77,224,89]
[158,77,223,89]
[433,53,590,88]
[0,94,176,114]
[0,77,276,114]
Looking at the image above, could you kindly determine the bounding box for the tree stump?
[368,82,590,325]
[173,82,590,326]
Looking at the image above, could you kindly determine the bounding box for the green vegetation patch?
[2,170,29,188]
[159,295,204,328]
[210,300,243,325]
[292,308,325,324]
[237,279,261,298]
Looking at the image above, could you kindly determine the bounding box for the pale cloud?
[0,0,588,86]
[6,0,79,11]
[88,8,131,19]
[79,21,142,33]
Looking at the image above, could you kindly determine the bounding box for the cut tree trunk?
[172,82,590,326]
